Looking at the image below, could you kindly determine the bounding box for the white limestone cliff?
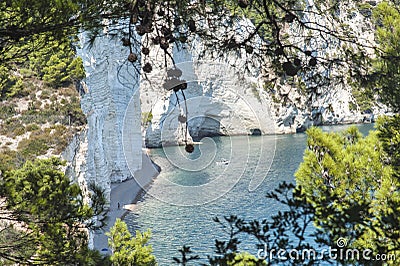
[140,45,372,147]
[142,42,276,148]
[140,4,386,147]
[63,30,143,208]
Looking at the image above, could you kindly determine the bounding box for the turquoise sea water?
[124,124,375,265]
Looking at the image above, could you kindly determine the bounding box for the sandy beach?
[93,151,160,253]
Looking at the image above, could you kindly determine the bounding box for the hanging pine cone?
[179,35,188,43]
[160,42,169,50]
[160,37,169,50]
[136,25,146,36]
[304,50,312,56]
[168,36,176,43]
[128,53,138,63]
[167,68,182,78]
[274,47,284,56]
[282,61,298,76]
[188,19,196,32]
[226,38,237,49]
[143,62,152,73]
[245,44,253,54]
[144,23,153,33]
[163,78,180,90]
[238,0,249,8]
[157,9,165,16]
[284,13,295,23]
[185,144,194,153]
[179,80,187,90]
[142,47,150,55]
[174,18,182,26]
[161,26,171,36]
[121,37,131,46]
[178,114,187,123]
[163,80,173,90]
[309,57,317,67]
[293,58,302,66]
[152,36,161,45]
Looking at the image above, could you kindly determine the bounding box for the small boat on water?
[216,158,229,166]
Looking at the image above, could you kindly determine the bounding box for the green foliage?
[224,0,274,41]
[0,157,107,264]
[0,82,85,171]
[12,125,26,136]
[0,66,26,99]
[107,218,157,266]
[17,133,49,158]
[295,125,400,264]
[0,1,399,265]
[67,57,86,81]
[369,2,400,111]
[0,66,9,91]
[1,11,85,96]
[27,36,85,88]
[227,252,267,266]
[0,0,135,68]
[16,125,76,162]
[0,37,85,101]
[351,86,374,112]
[0,0,78,64]
[0,102,17,120]
[0,117,25,138]
[376,115,400,178]
[25,123,40,131]
[0,148,19,171]
[5,78,24,98]
[142,111,153,125]
[17,88,86,127]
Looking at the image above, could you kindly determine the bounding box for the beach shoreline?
[93,150,160,253]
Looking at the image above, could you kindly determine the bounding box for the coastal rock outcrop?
[139,4,386,147]
[64,31,143,206]
[141,45,276,148]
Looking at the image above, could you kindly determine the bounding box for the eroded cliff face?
[141,42,276,148]
[272,0,382,132]
[140,3,387,147]
[63,31,143,206]
[140,45,373,148]
[141,60,359,147]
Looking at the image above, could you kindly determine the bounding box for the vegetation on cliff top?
[0,34,86,169]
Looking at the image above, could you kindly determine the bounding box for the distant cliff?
[140,3,388,148]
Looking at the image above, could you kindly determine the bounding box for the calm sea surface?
[124,124,375,265]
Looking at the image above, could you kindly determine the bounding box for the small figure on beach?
[117,202,120,210]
